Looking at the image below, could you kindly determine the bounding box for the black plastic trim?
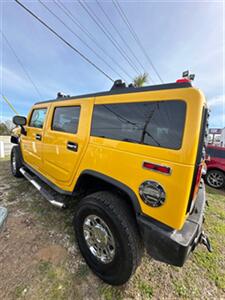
[78,170,142,214]
[11,136,19,144]
[35,82,192,105]
[23,162,72,195]
[187,106,208,212]
[137,180,206,266]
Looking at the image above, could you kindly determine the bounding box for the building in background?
[208,128,225,146]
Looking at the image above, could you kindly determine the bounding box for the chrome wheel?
[12,153,16,172]
[207,171,224,188]
[83,215,115,264]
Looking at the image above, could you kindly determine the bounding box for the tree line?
[0,120,14,136]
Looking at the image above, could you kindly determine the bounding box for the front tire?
[206,169,225,189]
[74,191,143,285]
[11,146,23,178]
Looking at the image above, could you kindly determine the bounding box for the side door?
[41,99,93,188]
[21,106,48,171]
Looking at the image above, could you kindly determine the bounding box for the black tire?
[205,169,225,189]
[10,146,23,178]
[74,191,143,285]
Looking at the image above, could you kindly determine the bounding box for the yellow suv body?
[11,81,210,285]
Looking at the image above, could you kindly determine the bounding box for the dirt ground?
[0,158,225,300]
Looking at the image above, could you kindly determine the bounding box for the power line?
[55,0,131,82]
[38,0,124,81]
[14,0,114,82]
[1,31,43,98]
[96,0,145,74]
[78,0,140,76]
[1,94,19,115]
[113,0,164,83]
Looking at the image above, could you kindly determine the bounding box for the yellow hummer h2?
[11,76,211,285]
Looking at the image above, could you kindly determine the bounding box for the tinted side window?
[207,148,225,159]
[91,100,186,150]
[206,148,215,157]
[29,108,47,128]
[52,106,80,134]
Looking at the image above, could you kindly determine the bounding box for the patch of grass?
[100,285,123,300]
[76,263,90,278]
[210,221,225,234]
[173,280,188,297]
[194,249,225,289]
[37,261,74,300]
[191,188,225,290]
[38,261,56,280]
[14,284,27,298]
[138,281,153,299]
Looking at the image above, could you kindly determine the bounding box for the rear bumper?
[137,179,206,266]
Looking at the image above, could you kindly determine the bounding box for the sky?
[0,0,224,128]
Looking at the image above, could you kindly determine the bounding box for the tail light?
[193,164,203,199]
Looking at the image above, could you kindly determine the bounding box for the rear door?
[21,106,48,171]
[41,99,93,188]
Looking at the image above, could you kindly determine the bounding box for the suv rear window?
[52,106,80,134]
[29,108,47,128]
[91,100,186,149]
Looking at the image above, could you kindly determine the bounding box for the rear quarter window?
[91,100,186,150]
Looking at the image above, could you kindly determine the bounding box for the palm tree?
[133,72,149,87]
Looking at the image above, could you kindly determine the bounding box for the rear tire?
[11,146,23,178]
[206,169,225,189]
[73,191,143,285]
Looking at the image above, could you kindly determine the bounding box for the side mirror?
[13,115,27,126]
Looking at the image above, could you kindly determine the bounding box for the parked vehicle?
[10,78,211,285]
[205,145,225,189]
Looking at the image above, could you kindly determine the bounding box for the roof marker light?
[176,78,191,83]
[176,70,195,83]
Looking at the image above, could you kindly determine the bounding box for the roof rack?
[35,81,192,105]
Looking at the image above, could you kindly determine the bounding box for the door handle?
[67,141,78,152]
[36,134,42,141]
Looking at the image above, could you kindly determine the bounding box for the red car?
[205,145,225,189]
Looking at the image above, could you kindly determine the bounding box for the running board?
[20,167,66,209]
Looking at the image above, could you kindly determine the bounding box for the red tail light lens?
[143,162,171,175]
[193,164,203,198]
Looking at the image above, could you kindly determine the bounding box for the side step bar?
[20,167,66,209]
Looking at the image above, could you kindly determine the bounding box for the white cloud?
[2,66,32,93]
[207,94,225,108]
